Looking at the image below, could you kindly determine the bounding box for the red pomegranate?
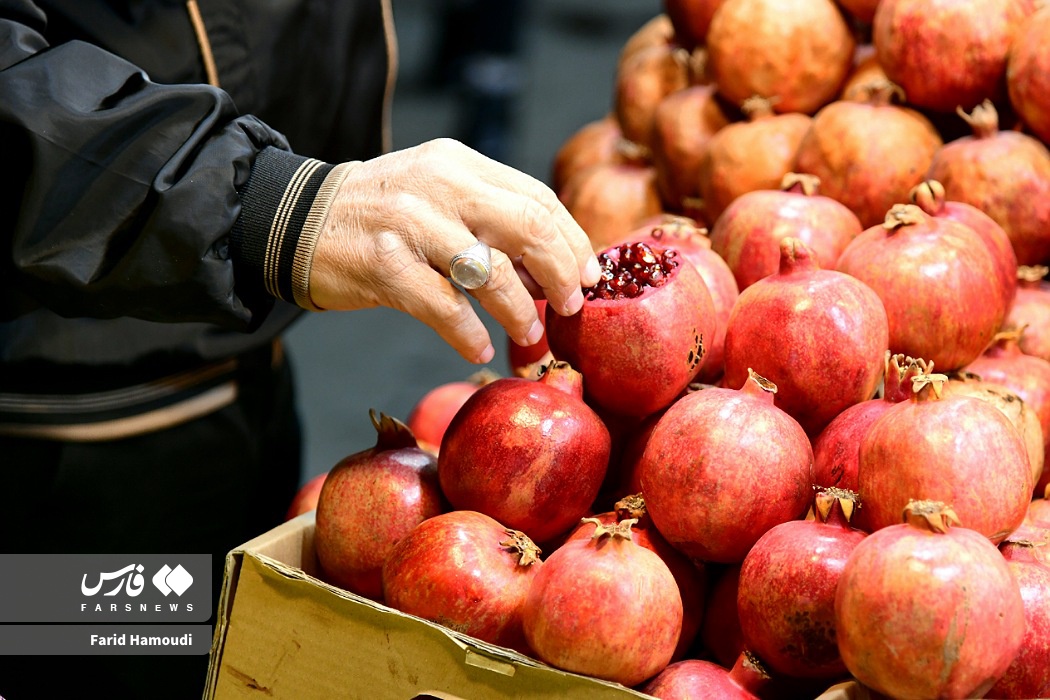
[697,97,812,224]
[406,369,499,454]
[523,518,683,687]
[564,494,706,662]
[437,361,611,545]
[559,154,664,253]
[545,240,718,418]
[943,371,1045,489]
[611,216,739,383]
[909,179,1018,309]
[700,564,745,667]
[855,372,1032,542]
[811,353,929,492]
[639,370,814,563]
[794,82,943,227]
[835,203,1007,371]
[926,100,1050,267]
[618,14,677,77]
[835,500,1026,699]
[551,114,624,194]
[873,0,1035,113]
[1008,6,1050,145]
[614,41,695,150]
[737,488,867,678]
[650,84,732,220]
[663,0,729,50]
[839,51,888,102]
[705,0,855,114]
[1006,265,1050,362]
[722,237,889,437]
[1030,493,1050,525]
[641,653,770,699]
[381,510,542,653]
[709,173,863,291]
[986,539,1050,699]
[314,411,446,599]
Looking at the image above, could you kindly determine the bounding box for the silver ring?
[448,240,492,290]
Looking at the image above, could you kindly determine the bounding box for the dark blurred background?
[283,0,662,484]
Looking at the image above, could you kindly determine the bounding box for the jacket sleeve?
[0,0,348,329]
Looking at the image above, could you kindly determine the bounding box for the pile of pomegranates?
[296,1,1050,696]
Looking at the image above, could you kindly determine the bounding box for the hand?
[309,138,602,363]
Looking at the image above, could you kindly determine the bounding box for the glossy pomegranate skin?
[406,370,498,453]
[522,521,683,687]
[835,502,1026,700]
[873,0,1035,113]
[437,363,611,545]
[737,490,867,678]
[560,160,664,253]
[856,379,1033,543]
[564,502,707,662]
[614,41,693,150]
[1008,6,1050,145]
[722,237,889,437]
[986,541,1050,699]
[1006,267,1050,363]
[639,372,814,563]
[709,174,863,291]
[381,510,541,654]
[545,242,718,419]
[642,656,765,699]
[794,89,943,228]
[551,114,623,194]
[314,412,446,600]
[926,100,1050,267]
[835,204,1007,371]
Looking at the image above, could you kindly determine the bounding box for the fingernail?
[584,256,602,286]
[564,289,585,316]
[475,344,496,364]
[521,319,545,346]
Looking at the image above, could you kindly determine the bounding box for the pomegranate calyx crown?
[499,528,543,566]
[902,499,961,533]
[581,516,637,542]
[368,408,422,451]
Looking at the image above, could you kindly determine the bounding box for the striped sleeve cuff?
[231,147,355,311]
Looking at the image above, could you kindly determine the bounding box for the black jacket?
[0,0,394,390]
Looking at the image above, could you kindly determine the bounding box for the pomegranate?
[705,0,855,114]
[794,82,943,227]
[559,153,664,253]
[507,300,551,380]
[839,51,888,102]
[697,97,812,224]
[284,471,328,521]
[986,539,1050,699]
[926,99,1050,266]
[1007,6,1050,145]
[1029,491,1050,525]
[611,217,739,383]
[551,114,624,194]
[381,510,542,653]
[642,653,770,699]
[564,494,706,661]
[663,0,729,50]
[722,237,888,437]
[639,370,814,563]
[405,369,499,454]
[909,179,1018,309]
[943,371,1045,488]
[314,410,446,600]
[709,173,863,291]
[966,328,1050,487]
[438,361,610,545]
[700,564,745,667]
[835,203,1007,371]
[1006,265,1050,363]
[835,500,1026,699]
[872,0,1035,113]
[650,84,732,219]
[614,41,695,149]
[522,518,683,687]
[544,240,718,418]
[811,353,929,492]
[855,372,1032,542]
[618,14,677,78]
[737,488,867,679]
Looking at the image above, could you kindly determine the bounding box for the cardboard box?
[204,512,654,699]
